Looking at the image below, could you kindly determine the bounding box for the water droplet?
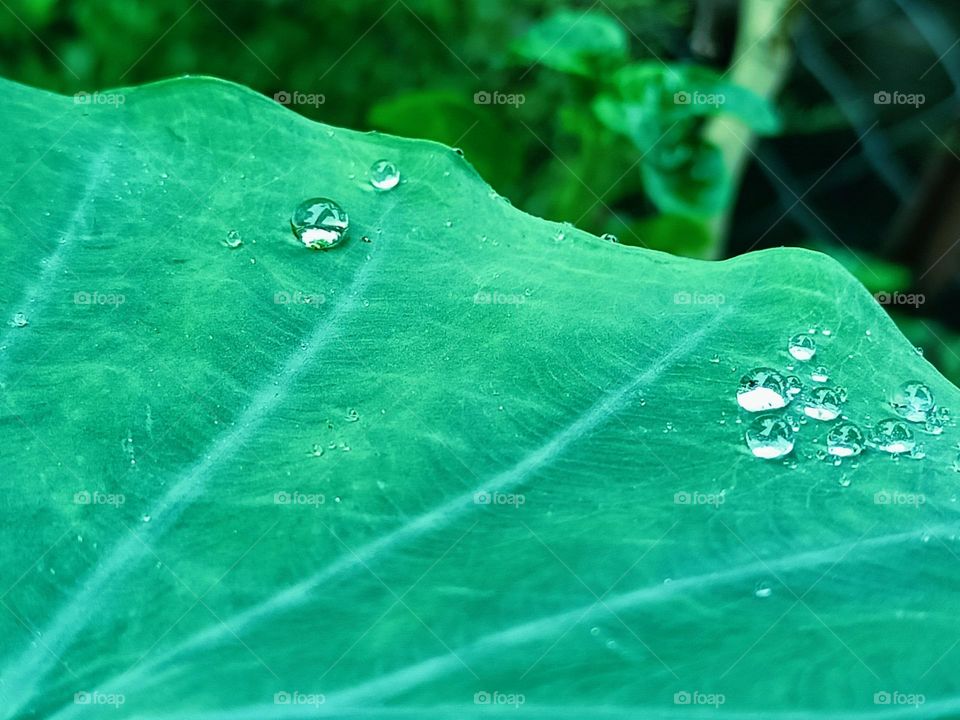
[784,375,803,396]
[223,229,242,249]
[553,229,565,242]
[826,421,864,457]
[754,581,773,598]
[601,233,619,243]
[10,312,28,328]
[709,354,721,364]
[310,444,324,457]
[345,409,359,423]
[369,159,400,191]
[803,387,843,421]
[821,329,832,336]
[915,346,924,356]
[745,415,795,459]
[890,381,935,423]
[870,419,915,454]
[810,366,829,383]
[788,333,816,361]
[141,514,151,523]
[291,197,349,249]
[737,368,789,412]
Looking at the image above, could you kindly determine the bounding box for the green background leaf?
[512,10,628,78]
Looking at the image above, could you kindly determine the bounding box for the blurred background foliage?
[2,0,960,380]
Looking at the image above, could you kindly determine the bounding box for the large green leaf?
[1,77,959,720]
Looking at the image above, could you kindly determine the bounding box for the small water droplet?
[369,159,400,191]
[745,415,795,459]
[821,329,832,337]
[291,197,349,249]
[601,233,619,243]
[223,229,243,249]
[310,444,324,457]
[754,582,773,598]
[810,366,829,383]
[737,368,789,412]
[788,333,816,361]
[784,375,803,396]
[890,381,935,423]
[345,409,359,423]
[709,354,720,364]
[141,514,151,523]
[10,312,28,328]
[803,387,843,421]
[870,419,916,454]
[826,421,864,457]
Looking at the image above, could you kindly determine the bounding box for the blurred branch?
[690,0,737,62]
[702,0,795,257]
[795,27,912,200]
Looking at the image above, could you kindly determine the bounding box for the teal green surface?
[0,77,958,719]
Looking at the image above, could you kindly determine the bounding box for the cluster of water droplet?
[733,329,952,465]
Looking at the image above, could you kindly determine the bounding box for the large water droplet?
[890,381,935,423]
[788,333,816,361]
[291,198,348,249]
[369,159,400,191]
[871,419,915,454]
[745,415,795,459]
[737,368,789,412]
[803,387,843,421]
[826,421,864,457]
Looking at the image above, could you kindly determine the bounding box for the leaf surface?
[0,77,958,720]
